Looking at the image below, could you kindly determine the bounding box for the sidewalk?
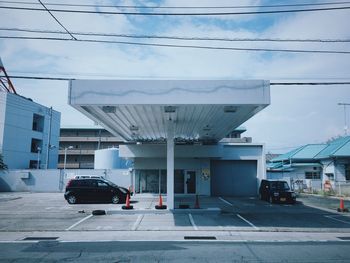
[299,193,350,201]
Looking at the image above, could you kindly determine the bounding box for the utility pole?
[37,147,41,169]
[45,106,53,169]
[338,103,350,135]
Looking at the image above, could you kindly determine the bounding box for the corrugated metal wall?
[211,160,257,196]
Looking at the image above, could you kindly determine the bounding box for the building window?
[325,173,334,181]
[346,165,350,181]
[30,139,42,153]
[29,160,38,169]
[305,171,321,179]
[135,170,167,194]
[32,114,44,132]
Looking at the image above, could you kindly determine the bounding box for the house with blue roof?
[267,136,350,192]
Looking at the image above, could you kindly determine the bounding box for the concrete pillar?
[166,120,174,210]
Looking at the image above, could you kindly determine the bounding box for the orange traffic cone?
[122,193,133,210]
[194,194,200,209]
[337,198,349,212]
[155,194,167,209]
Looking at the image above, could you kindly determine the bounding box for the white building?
[267,137,350,192]
[69,79,270,209]
[0,91,61,169]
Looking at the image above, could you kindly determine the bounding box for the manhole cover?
[184,236,216,240]
[23,237,59,241]
[337,237,350,240]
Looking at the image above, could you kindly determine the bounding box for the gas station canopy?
[69,80,270,142]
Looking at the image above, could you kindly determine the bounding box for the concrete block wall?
[0,169,131,192]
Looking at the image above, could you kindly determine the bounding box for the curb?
[300,193,350,201]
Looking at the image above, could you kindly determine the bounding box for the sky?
[0,0,350,153]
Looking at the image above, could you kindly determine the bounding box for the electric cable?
[37,0,76,40]
[1,27,349,43]
[3,74,350,85]
[1,35,349,54]
[0,5,350,16]
[1,0,350,9]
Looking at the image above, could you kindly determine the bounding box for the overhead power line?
[4,75,350,85]
[1,27,350,43]
[37,0,76,40]
[1,35,350,54]
[270,82,350,85]
[6,75,73,81]
[1,0,350,9]
[1,5,350,16]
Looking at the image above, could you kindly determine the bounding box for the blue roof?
[271,144,326,162]
[271,146,305,162]
[315,136,350,158]
[272,136,350,162]
[335,139,350,156]
[267,162,283,169]
[293,144,326,159]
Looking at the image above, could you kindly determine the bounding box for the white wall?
[94,148,130,169]
[121,143,265,196]
[0,92,60,169]
[70,80,270,106]
[0,169,131,192]
[267,166,324,191]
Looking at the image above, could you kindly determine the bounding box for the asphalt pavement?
[1,192,350,261]
[1,241,350,262]
[0,192,350,234]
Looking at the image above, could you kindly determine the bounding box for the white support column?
[166,120,175,210]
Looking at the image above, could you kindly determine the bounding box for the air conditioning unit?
[20,172,30,179]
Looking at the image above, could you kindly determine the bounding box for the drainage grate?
[337,237,350,241]
[23,237,59,241]
[184,236,217,240]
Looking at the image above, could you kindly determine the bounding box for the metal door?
[211,160,257,196]
[185,171,196,194]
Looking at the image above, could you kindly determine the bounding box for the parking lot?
[0,192,350,235]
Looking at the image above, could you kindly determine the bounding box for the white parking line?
[65,214,93,231]
[188,214,198,230]
[219,197,233,206]
[324,215,350,225]
[237,214,259,230]
[132,214,144,231]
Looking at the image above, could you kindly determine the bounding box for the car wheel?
[269,196,274,204]
[67,194,77,204]
[111,195,120,204]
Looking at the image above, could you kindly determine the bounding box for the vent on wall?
[223,106,237,113]
[20,172,30,179]
[102,106,116,113]
[164,106,176,113]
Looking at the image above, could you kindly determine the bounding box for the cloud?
[1,1,349,151]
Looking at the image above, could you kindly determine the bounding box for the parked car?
[259,179,296,204]
[64,178,130,204]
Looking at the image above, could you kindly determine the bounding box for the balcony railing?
[57,163,80,169]
[59,136,121,142]
[57,162,94,169]
[58,149,95,155]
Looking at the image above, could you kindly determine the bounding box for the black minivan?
[259,179,296,204]
[64,178,129,204]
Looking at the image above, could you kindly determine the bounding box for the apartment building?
[0,91,60,169]
[58,127,123,169]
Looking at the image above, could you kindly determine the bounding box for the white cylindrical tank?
[94,148,121,169]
